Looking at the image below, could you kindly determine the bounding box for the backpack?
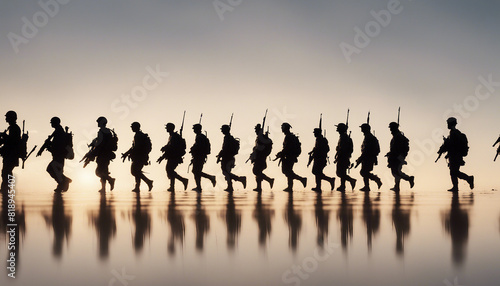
[400,134,409,156]
[136,132,152,156]
[18,131,28,160]
[318,137,330,155]
[199,134,211,156]
[227,135,240,157]
[289,134,302,158]
[109,129,118,152]
[262,134,273,157]
[457,132,469,157]
[64,127,74,160]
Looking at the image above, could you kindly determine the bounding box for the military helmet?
[131,122,140,129]
[50,117,61,125]
[96,116,107,125]
[166,123,175,130]
[5,111,17,120]
[360,123,371,131]
[313,128,322,134]
[193,123,202,129]
[446,117,457,125]
[255,124,262,130]
[335,123,347,132]
[221,124,230,132]
[281,122,291,129]
[388,122,399,129]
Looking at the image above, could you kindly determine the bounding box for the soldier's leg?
[253,164,263,190]
[1,162,15,192]
[390,165,401,190]
[337,164,347,189]
[131,161,141,189]
[449,164,459,191]
[282,160,293,190]
[360,164,370,189]
[453,164,473,189]
[192,160,202,189]
[222,159,234,190]
[312,161,323,189]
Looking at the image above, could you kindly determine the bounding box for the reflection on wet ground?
[1,189,499,285]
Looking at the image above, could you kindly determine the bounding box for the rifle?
[493,136,500,161]
[80,144,96,168]
[179,110,186,137]
[229,113,234,131]
[367,111,370,125]
[23,145,37,169]
[36,134,54,157]
[435,136,447,163]
[262,109,268,135]
[397,107,401,125]
[199,113,203,124]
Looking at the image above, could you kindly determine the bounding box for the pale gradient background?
[1,0,500,193]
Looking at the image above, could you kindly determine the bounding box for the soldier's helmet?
[313,128,322,135]
[221,124,230,133]
[360,123,371,132]
[166,123,175,131]
[192,123,202,132]
[255,124,261,130]
[335,123,348,132]
[446,117,457,126]
[50,117,61,125]
[388,122,399,130]
[281,122,291,130]
[5,111,17,121]
[96,116,107,125]
[131,122,140,130]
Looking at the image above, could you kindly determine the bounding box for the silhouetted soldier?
[92,117,116,192]
[36,117,72,192]
[355,123,382,192]
[437,117,474,192]
[308,128,335,192]
[249,124,274,192]
[334,123,356,192]
[275,123,307,192]
[0,111,21,193]
[121,122,153,192]
[158,123,188,192]
[189,124,216,192]
[386,122,414,192]
[217,124,246,192]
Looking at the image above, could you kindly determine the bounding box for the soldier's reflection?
[167,192,185,255]
[392,193,413,257]
[193,193,209,252]
[362,192,380,251]
[253,192,274,249]
[220,193,241,251]
[89,192,116,260]
[130,193,151,254]
[315,193,330,248]
[442,193,473,267]
[337,192,353,251]
[43,193,71,259]
[284,192,302,252]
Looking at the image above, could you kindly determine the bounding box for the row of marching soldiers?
[0,110,477,194]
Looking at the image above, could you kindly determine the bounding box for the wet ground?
[1,188,499,286]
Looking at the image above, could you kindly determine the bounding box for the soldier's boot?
[146,179,153,192]
[336,185,346,192]
[360,177,370,192]
[239,176,247,189]
[254,180,262,192]
[329,177,336,191]
[390,184,400,192]
[283,187,293,193]
[62,177,72,192]
[300,177,307,188]
[98,179,106,193]
[349,178,357,190]
[374,176,382,189]
[181,178,189,190]
[210,175,217,187]
[409,176,415,188]
[467,176,474,190]
[167,181,175,192]
[109,177,116,191]
[224,185,234,193]
[192,186,202,192]
[132,185,140,193]
[360,186,371,192]
[447,186,459,192]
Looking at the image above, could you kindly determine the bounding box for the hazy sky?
[2,0,500,192]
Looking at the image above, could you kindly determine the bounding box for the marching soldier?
[121,122,153,192]
[158,123,188,192]
[89,117,116,192]
[334,123,356,192]
[355,123,382,192]
[386,122,414,192]
[275,123,307,192]
[249,124,274,192]
[0,111,21,193]
[436,117,474,192]
[217,124,246,192]
[36,117,72,192]
[308,128,335,192]
[189,123,216,192]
